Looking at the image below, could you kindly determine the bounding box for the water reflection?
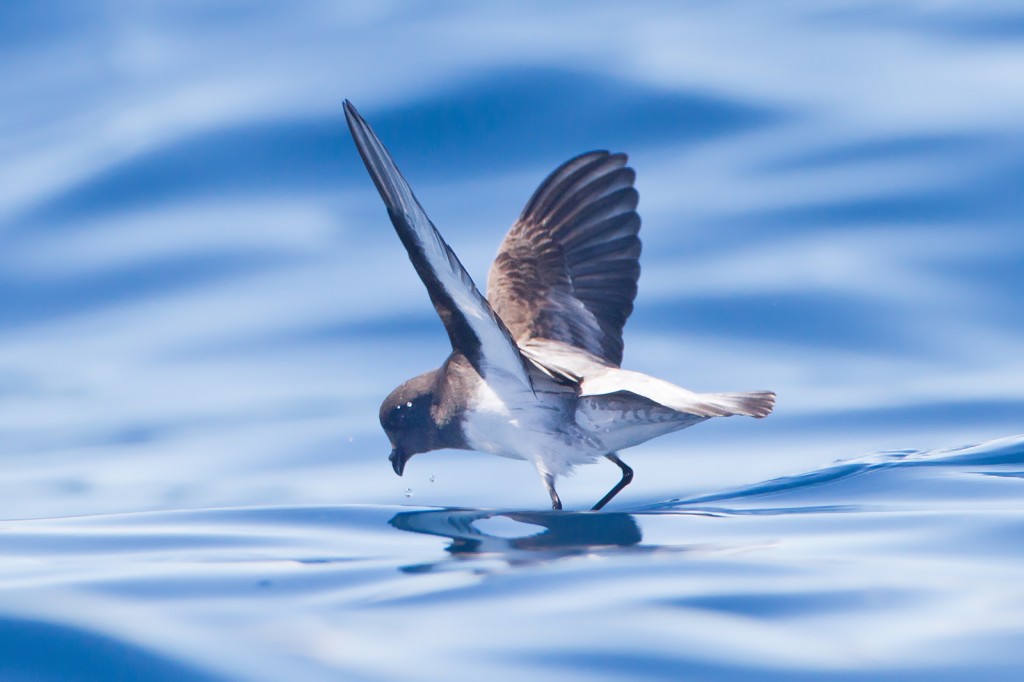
[391,509,642,571]
[390,508,716,573]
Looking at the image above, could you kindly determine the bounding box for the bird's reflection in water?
[390,509,702,574]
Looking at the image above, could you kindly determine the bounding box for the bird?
[343,100,775,511]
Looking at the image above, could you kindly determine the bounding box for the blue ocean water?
[2,2,1023,679]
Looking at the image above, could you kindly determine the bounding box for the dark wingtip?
[342,99,361,131]
[342,98,407,216]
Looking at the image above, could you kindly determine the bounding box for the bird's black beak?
[389,448,408,476]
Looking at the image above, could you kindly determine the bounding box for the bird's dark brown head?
[379,369,444,476]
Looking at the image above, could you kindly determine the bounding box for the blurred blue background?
[1,2,1023,680]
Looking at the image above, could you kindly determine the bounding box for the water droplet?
[404,488,413,498]
[429,475,435,483]
[406,401,413,408]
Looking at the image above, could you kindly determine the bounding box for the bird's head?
[379,369,443,476]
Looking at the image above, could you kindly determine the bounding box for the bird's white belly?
[461,380,603,471]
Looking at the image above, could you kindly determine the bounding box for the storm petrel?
[343,100,775,510]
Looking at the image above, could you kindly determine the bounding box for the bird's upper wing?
[487,151,641,367]
[344,100,533,390]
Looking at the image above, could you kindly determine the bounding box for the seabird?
[343,100,775,510]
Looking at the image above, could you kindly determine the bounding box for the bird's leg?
[543,472,562,511]
[591,453,633,511]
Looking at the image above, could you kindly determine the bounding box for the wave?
[643,434,1024,512]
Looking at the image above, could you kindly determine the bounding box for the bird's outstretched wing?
[487,151,641,367]
[344,100,532,389]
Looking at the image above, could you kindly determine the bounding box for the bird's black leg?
[543,472,562,511]
[592,453,633,511]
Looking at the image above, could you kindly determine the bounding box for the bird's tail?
[692,391,776,419]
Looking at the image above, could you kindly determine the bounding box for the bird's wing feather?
[344,100,532,389]
[517,337,612,384]
[487,151,641,367]
[523,338,775,418]
[581,370,776,418]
